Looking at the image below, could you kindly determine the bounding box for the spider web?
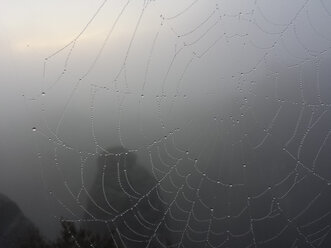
[27,0,331,247]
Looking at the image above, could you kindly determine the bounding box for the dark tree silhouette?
[84,146,168,248]
[18,220,119,248]
[1,147,168,248]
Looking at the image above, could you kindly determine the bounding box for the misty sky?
[1,0,331,246]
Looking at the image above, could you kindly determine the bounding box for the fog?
[1,0,331,247]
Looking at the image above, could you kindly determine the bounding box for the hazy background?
[1,0,331,247]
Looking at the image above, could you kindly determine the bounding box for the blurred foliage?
[18,221,119,248]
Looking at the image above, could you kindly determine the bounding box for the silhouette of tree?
[84,146,168,247]
[18,220,119,248]
[55,221,118,248]
[11,147,170,248]
[18,228,50,248]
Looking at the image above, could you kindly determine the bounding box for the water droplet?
[41,92,45,96]
[32,127,37,132]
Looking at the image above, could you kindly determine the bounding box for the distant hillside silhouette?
[0,193,37,248]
